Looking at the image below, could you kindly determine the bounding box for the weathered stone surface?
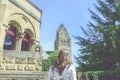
[6,64,15,70]
[17,65,24,71]
[0,71,47,80]
[24,65,34,71]
[3,57,14,64]
[0,65,4,70]
[27,58,36,64]
[0,0,43,79]
[15,57,26,64]
[35,66,42,71]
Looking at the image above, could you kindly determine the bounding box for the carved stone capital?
[16,32,25,38]
[30,38,39,45]
[3,24,10,31]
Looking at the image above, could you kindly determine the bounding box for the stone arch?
[24,29,34,39]
[7,13,36,39]
[8,20,22,33]
[21,29,34,51]
[3,19,23,50]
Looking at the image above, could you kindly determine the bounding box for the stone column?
[30,38,40,52]
[15,32,25,51]
[0,0,8,50]
[0,24,2,50]
[0,24,9,50]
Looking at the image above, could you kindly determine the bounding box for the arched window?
[21,32,30,51]
[4,26,17,50]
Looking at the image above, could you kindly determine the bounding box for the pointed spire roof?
[57,24,69,35]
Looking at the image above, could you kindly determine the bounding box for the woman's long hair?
[53,49,72,75]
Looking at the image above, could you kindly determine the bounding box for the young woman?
[48,49,77,80]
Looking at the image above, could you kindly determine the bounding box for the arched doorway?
[4,25,17,50]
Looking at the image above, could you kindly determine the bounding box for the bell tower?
[54,24,71,54]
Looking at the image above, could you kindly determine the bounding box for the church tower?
[54,24,71,54]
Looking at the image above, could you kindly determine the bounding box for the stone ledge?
[0,71,46,78]
[2,50,41,58]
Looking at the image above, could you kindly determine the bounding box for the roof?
[27,0,42,13]
[57,24,69,36]
[46,51,53,55]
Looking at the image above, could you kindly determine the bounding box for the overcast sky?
[31,0,96,66]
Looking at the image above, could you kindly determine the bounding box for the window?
[21,32,30,51]
[4,26,17,50]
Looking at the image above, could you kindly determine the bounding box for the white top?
[48,64,77,80]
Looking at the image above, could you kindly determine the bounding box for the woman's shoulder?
[65,64,75,71]
[69,64,75,69]
[50,65,53,68]
[49,65,54,71]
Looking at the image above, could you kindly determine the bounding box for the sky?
[31,0,96,66]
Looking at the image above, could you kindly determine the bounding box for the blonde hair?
[53,49,72,75]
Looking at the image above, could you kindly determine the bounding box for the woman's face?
[58,52,64,62]
[54,50,71,67]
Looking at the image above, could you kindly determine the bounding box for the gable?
[57,24,70,39]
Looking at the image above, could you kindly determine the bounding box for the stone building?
[0,0,44,80]
[54,24,71,54]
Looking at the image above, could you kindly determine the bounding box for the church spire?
[57,24,69,37]
[54,24,71,54]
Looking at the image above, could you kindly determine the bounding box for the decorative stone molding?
[31,38,40,45]
[6,64,15,70]
[17,65,24,71]
[16,32,24,38]
[3,24,9,30]
[36,58,42,66]
[0,57,41,71]
[35,66,41,71]
[9,0,41,23]
[0,65,4,70]
[21,15,28,24]
[24,65,34,71]
[3,57,14,64]
[19,32,25,38]
[15,57,26,64]
[27,58,36,64]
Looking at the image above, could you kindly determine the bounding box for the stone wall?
[0,50,43,80]
[77,72,89,80]
[0,50,42,71]
[0,71,47,80]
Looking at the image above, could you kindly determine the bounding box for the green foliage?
[42,50,60,71]
[42,60,49,71]
[75,0,120,72]
[88,70,120,80]
[88,71,106,80]
[48,50,60,65]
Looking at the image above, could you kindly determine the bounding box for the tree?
[42,50,60,71]
[75,0,120,71]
